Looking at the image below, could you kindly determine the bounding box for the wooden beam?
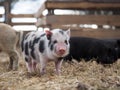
[70,29,120,39]
[4,0,11,24]
[47,0,120,2]
[10,22,35,26]
[40,15,120,26]
[51,25,81,30]
[34,3,46,18]
[46,1,120,9]
[9,14,35,18]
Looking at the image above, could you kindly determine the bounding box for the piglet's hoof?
[55,70,61,76]
[40,71,46,76]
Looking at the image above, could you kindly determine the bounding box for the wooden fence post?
[4,0,12,24]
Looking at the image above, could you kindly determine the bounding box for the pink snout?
[59,48,66,55]
[56,44,67,56]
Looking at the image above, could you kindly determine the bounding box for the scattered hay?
[0,53,120,90]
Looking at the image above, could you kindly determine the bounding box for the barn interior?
[0,0,120,90]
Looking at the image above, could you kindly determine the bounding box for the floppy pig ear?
[45,30,52,40]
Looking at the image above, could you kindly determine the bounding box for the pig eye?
[65,40,68,45]
[53,40,57,44]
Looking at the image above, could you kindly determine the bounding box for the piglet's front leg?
[40,56,48,75]
[55,59,63,75]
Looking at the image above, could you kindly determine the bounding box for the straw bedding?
[0,53,120,90]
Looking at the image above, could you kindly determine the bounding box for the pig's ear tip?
[45,30,52,35]
[66,28,70,36]
[44,29,49,32]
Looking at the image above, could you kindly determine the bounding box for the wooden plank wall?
[0,1,120,39]
[35,0,120,38]
[46,1,120,9]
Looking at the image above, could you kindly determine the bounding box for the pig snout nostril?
[59,49,65,54]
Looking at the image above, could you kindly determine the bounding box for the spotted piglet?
[21,29,70,75]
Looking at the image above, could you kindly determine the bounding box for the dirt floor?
[0,53,120,90]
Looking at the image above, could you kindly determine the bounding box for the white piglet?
[21,29,70,75]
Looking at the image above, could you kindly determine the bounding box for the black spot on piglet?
[25,42,29,56]
[39,40,45,53]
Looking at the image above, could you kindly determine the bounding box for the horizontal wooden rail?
[70,29,120,38]
[46,1,120,9]
[9,14,35,18]
[47,0,120,3]
[5,14,36,26]
[37,15,120,27]
[10,22,35,26]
